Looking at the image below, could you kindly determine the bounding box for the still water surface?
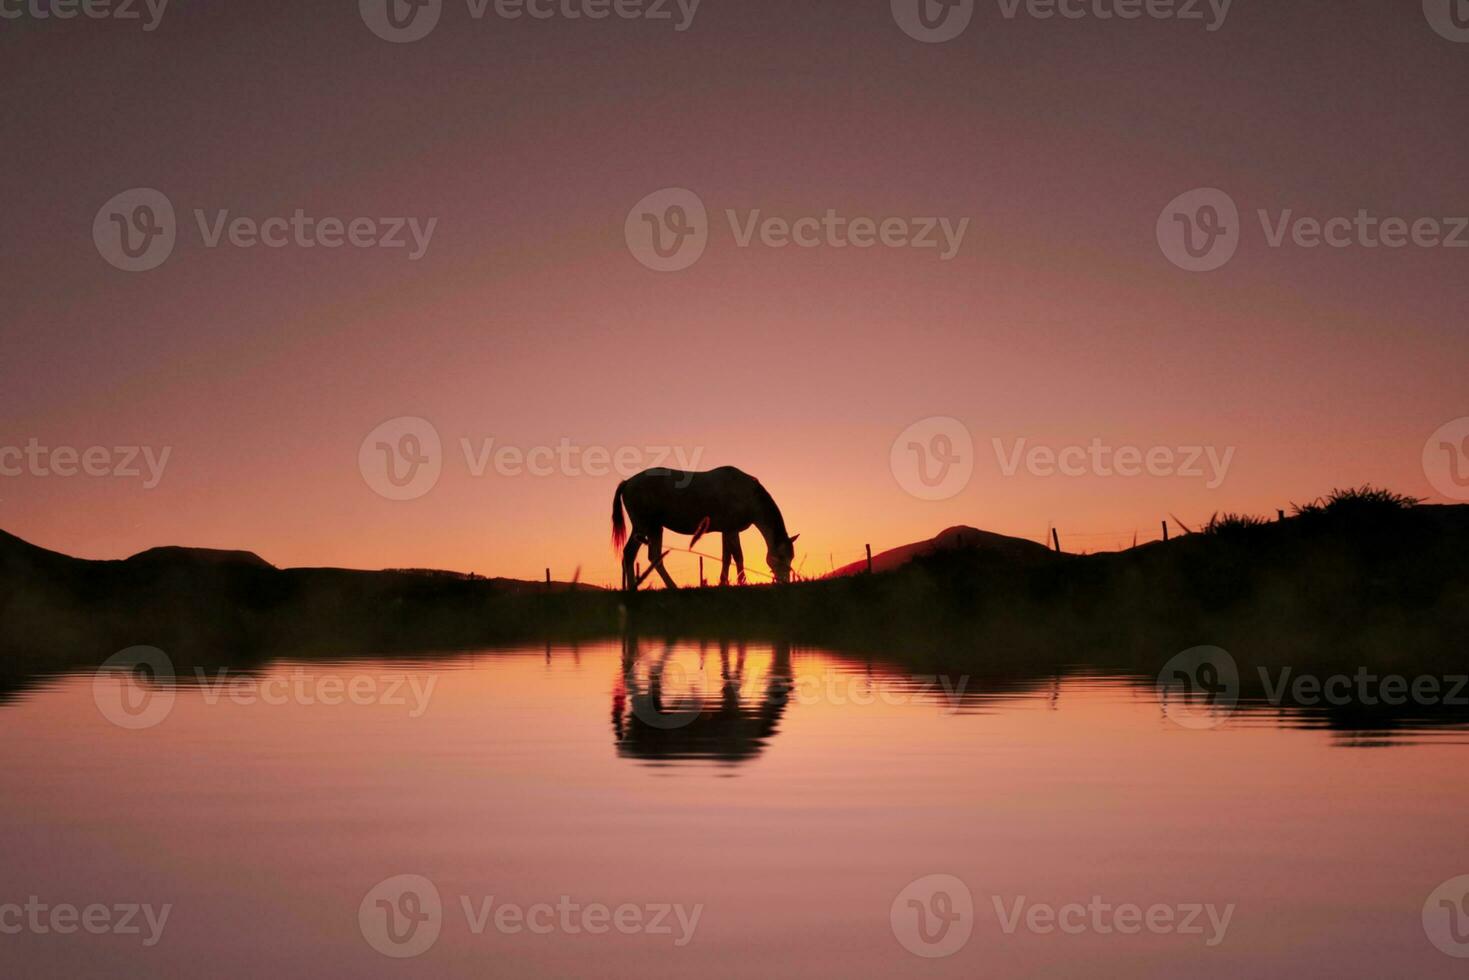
[2,640,1468,977]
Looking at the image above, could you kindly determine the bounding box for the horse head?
[767,533,799,584]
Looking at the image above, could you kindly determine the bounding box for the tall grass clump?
[1291,485,1420,524]
[1201,512,1270,536]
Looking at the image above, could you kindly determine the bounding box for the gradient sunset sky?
[3,1,1466,584]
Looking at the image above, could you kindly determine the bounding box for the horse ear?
[789,534,799,545]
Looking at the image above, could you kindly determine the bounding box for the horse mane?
[751,480,788,540]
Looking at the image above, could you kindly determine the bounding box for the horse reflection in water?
[612,637,793,765]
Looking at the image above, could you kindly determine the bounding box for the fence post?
[1277,509,1286,521]
[1162,520,1169,542]
[545,568,550,584]
[865,544,873,574]
[1051,528,1061,553]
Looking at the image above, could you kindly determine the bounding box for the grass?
[1201,512,1271,535]
[2,488,1465,691]
[1292,485,1421,522]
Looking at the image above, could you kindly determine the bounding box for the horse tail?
[611,480,628,551]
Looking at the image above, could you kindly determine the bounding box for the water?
[2,640,1468,977]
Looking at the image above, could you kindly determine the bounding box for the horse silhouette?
[611,466,798,590]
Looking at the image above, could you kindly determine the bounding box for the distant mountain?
[125,546,275,569]
[829,525,1057,577]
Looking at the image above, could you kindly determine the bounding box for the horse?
[611,466,799,590]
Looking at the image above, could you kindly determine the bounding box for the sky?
[2,0,1467,585]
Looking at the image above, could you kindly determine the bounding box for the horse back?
[621,466,760,533]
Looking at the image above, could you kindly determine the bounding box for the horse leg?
[731,531,752,587]
[720,531,737,586]
[647,528,678,590]
[622,531,645,591]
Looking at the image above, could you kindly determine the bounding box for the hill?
[0,531,609,666]
[828,525,1057,576]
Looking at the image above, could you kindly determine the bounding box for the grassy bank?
[3,491,1466,688]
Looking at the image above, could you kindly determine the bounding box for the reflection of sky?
[3,642,1469,976]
